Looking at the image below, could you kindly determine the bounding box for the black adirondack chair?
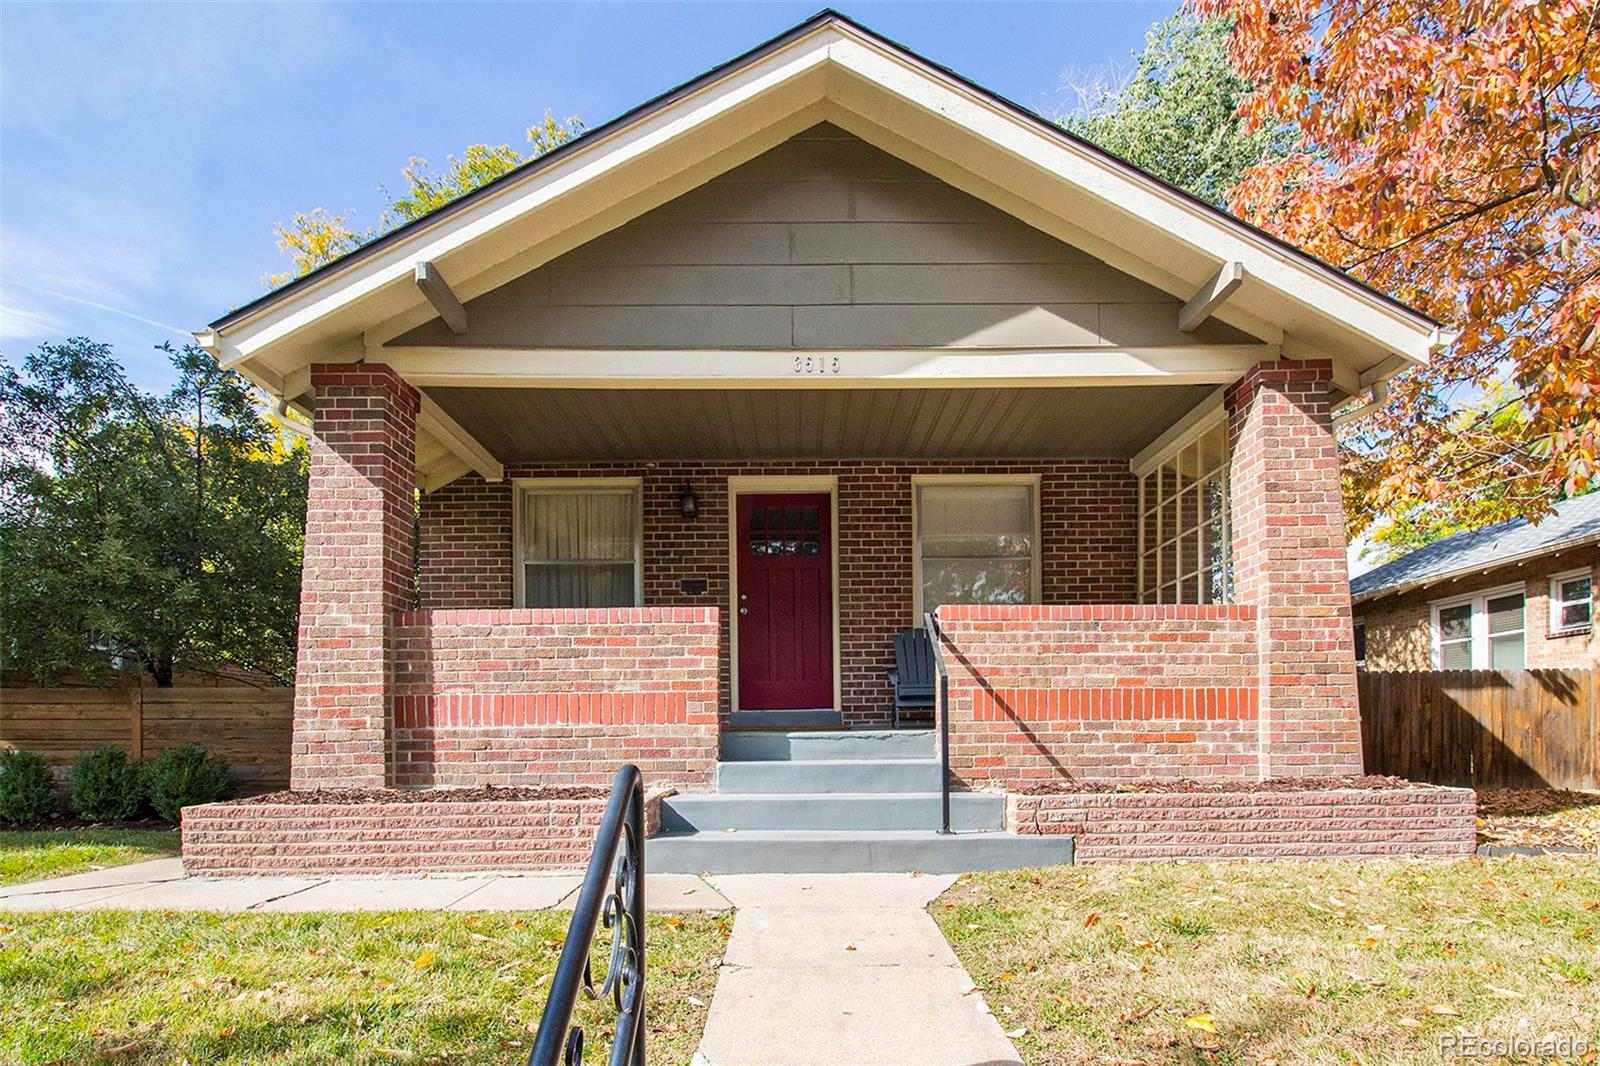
[886,627,937,728]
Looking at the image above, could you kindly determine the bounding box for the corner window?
[1136,415,1231,604]
[1431,585,1525,670]
[914,477,1039,619]
[1550,569,1593,635]
[515,480,642,609]
[1353,618,1367,667]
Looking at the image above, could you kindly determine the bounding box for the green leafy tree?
[268,112,584,284]
[0,339,308,686]
[1061,12,1292,207]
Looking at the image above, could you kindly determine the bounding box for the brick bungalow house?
[1353,492,1599,671]
[190,13,1474,871]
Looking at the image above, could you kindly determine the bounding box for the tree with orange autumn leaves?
[1194,0,1600,542]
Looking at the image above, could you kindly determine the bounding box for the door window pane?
[521,488,639,608]
[918,483,1034,614]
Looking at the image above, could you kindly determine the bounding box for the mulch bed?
[1013,775,1431,796]
[1475,787,1600,853]
[210,786,610,806]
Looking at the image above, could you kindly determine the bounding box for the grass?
[0,908,729,1065]
[0,828,181,886]
[935,856,1600,1065]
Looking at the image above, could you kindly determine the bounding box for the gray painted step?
[647,829,1073,874]
[660,792,1004,833]
[715,758,943,794]
[720,729,936,762]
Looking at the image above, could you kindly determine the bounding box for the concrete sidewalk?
[0,859,731,913]
[692,873,1022,1066]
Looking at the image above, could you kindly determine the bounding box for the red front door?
[736,493,834,711]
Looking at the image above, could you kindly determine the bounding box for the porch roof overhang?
[198,11,1449,492]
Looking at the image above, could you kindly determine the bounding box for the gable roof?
[1352,493,1600,603]
[200,9,1447,403]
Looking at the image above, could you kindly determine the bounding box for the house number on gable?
[793,356,841,375]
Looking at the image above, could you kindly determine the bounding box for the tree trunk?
[150,654,175,687]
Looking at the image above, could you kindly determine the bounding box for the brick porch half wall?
[390,607,719,790]
[938,604,1261,788]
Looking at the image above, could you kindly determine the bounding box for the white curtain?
[918,484,1034,612]
[522,490,637,608]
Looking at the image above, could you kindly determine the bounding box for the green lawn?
[0,828,181,886]
[936,856,1599,1065]
[0,908,729,1065]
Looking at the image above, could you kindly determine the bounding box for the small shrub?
[0,748,60,825]
[143,744,231,822]
[71,745,145,823]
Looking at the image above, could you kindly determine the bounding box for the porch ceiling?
[424,384,1214,462]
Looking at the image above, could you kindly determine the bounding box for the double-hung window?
[515,480,642,609]
[1550,569,1593,635]
[1432,585,1525,669]
[913,477,1040,619]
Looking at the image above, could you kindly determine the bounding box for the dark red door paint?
[736,493,834,711]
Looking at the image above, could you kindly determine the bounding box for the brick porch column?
[1226,360,1363,779]
[290,364,419,789]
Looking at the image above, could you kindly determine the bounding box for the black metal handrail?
[924,611,952,835]
[528,764,646,1066]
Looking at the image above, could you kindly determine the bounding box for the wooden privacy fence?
[1359,669,1598,791]
[1,687,293,793]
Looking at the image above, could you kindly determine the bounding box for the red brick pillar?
[290,364,419,790]
[1226,360,1363,779]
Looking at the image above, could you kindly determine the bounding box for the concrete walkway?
[0,859,731,913]
[693,874,1021,1066]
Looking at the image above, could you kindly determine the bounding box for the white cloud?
[0,300,66,341]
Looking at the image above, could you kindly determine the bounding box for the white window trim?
[1353,617,1367,667]
[512,477,644,609]
[1549,567,1594,635]
[1430,581,1525,670]
[911,474,1042,624]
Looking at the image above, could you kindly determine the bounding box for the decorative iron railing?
[924,611,952,835]
[528,764,646,1066]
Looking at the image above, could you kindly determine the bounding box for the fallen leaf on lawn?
[1184,1012,1219,1034]
[1004,1027,1026,1039]
[665,917,684,929]
[1121,1004,1156,1023]
[1486,985,1524,999]
[687,995,706,1008]
[98,1040,141,1059]
[1396,1017,1423,1030]
[412,951,438,970]
[1427,1005,1460,1017]
[1083,911,1101,928]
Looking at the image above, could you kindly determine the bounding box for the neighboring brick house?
[1353,493,1600,672]
[198,12,1449,808]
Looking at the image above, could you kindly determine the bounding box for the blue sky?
[0,1,1177,389]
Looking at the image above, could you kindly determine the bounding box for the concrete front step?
[715,758,943,794]
[660,791,1004,833]
[647,829,1074,874]
[720,729,936,762]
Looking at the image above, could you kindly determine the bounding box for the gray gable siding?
[394,124,1257,351]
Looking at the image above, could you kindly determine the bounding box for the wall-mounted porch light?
[678,482,700,519]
